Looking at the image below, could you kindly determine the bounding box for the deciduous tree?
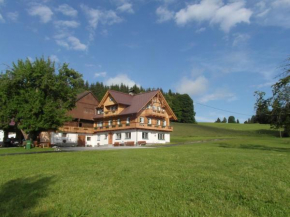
[0,57,83,140]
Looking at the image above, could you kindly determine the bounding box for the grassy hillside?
[0,123,289,216]
[170,122,279,143]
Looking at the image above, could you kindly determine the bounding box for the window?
[87,137,91,141]
[158,133,165,140]
[140,117,144,123]
[108,120,112,126]
[116,133,121,140]
[163,120,166,126]
[79,122,82,127]
[157,120,161,126]
[157,106,161,111]
[97,109,103,114]
[125,132,131,139]
[62,133,67,137]
[98,121,103,127]
[142,132,148,139]
[153,106,157,111]
[117,119,121,125]
[109,97,113,101]
[105,134,108,139]
[97,135,100,141]
[147,118,152,125]
[126,117,130,124]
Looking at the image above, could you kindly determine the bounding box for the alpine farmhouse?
[42,89,177,146]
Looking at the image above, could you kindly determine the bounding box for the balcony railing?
[144,109,166,118]
[93,122,173,132]
[58,126,94,134]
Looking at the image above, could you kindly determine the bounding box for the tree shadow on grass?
[254,129,280,137]
[219,143,290,153]
[0,176,55,217]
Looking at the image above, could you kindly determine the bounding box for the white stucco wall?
[50,132,78,145]
[0,130,4,142]
[87,130,170,147]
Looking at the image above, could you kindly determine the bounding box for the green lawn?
[0,147,54,155]
[0,123,289,216]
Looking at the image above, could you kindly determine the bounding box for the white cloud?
[56,36,87,51]
[198,89,237,103]
[0,0,4,4]
[117,3,134,13]
[104,74,140,87]
[255,0,290,28]
[28,5,53,23]
[196,27,206,33]
[211,1,252,32]
[175,0,222,25]
[7,12,18,22]
[175,0,252,32]
[81,4,122,29]
[252,81,276,88]
[49,55,59,62]
[156,6,174,23]
[54,20,80,28]
[56,4,78,17]
[232,33,250,46]
[176,76,209,96]
[0,13,4,23]
[95,72,107,77]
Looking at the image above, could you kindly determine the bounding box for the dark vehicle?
[4,137,19,147]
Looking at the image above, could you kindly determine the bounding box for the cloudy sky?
[1,0,290,122]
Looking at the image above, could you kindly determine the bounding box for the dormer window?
[109,97,113,101]
[140,117,144,123]
[97,109,103,114]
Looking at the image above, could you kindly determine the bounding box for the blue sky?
[1,0,290,123]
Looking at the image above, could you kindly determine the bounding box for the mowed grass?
[170,122,279,143]
[1,123,290,216]
[0,147,54,155]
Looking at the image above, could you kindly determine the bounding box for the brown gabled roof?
[119,90,159,115]
[76,91,99,102]
[95,90,177,120]
[108,90,132,105]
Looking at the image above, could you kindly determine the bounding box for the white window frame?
[157,120,161,126]
[87,137,91,141]
[117,119,121,125]
[116,133,121,140]
[148,118,152,125]
[158,133,165,140]
[97,135,100,141]
[142,132,148,140]
[98,121,103,127]
[163,120,166,126]
[126,117,130,124]
[140,117,144,123]
[125,132,131,139]
[108,120,112,126]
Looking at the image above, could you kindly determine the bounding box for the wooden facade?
[94,90,177,133]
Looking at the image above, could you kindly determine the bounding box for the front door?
[108,133,113,145]
[78,135,85,147]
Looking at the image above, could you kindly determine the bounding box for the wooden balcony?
[94,122,173,132]
[58,126,94,134]
[143,109,166,118]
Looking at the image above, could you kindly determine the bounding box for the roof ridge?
[108,90,133,97]
[134,90,159,96]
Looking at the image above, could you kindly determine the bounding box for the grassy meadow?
[0,123,290,216]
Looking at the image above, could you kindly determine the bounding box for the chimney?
[129,88,135,96]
